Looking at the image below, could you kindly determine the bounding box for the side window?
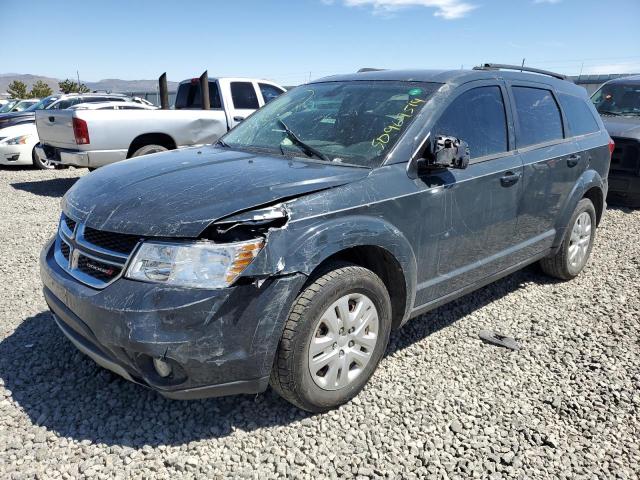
[174,82,221,109]
[435,86,508,159]
[51,98,79,109]
[512,87,564,147]
[231,82,259,109]
[259,83,284,104]
[558,93,600,137]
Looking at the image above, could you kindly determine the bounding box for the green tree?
[29,80,53,98]
[7,80,28,99]
[58,79,90,94]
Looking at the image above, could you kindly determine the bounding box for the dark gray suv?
[40,65,612,411]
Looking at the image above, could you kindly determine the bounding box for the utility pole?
[77,70,81,88]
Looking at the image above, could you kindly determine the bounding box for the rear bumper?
[36,144,127,168]
[39,237,307,399]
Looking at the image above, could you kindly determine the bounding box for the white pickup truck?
[35,77,285,169]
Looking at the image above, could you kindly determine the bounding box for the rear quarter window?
[512,86,564,147]
[558,93,600,136]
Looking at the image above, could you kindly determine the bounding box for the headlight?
[125,239,264,289]
[3,135,31,145]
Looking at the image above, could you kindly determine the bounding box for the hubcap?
[308,293,379,391]
[568,211,592,268]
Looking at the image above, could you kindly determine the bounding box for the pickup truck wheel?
[540,198,596,280]
[270,263,392,412]
[32,146,54,170]
[131,144,168,157]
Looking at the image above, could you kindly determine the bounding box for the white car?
[0,123,39,167]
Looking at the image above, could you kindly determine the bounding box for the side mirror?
[408,134,470,179]
[429,135,470,170]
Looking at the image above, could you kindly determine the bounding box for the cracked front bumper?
[39,238,306,399]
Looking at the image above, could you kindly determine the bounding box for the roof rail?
[473,63,567,80]
[357,68,386,73]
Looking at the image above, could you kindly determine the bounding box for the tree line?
[6,78,90,99]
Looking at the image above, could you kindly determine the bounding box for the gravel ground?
[0,166,638,480]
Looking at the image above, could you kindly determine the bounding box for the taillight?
[608,138,615,158]
[72,118,90,145]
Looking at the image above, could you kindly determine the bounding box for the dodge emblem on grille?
[85,262,115,276]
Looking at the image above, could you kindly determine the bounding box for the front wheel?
[270,263,392,412]
[540,198,597,280]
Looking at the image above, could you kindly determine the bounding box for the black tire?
[131,144,168,158]
[270,262,392,412]
[32,146,54,170]
[540,198,597,280]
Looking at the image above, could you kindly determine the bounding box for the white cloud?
[338,0,477,19]
[534,0,562,4]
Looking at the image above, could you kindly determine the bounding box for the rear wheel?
[270,263,392,412]
[131,144,168,157]
[32,146,54,170]
[540,198,596,280]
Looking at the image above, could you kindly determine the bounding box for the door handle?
[567,154,581,167]
[233,116,245,122]
[500,171,520,187]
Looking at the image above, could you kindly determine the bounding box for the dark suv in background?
[40,64,612,412]
[592,75,640,207]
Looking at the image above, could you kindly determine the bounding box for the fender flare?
[253,214,418,324]
[552,169,605,249]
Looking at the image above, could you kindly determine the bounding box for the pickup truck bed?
[36,109,227,168]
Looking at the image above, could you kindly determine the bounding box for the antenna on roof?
[521,58,525,71]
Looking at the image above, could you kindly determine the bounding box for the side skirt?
[405,249,550,323]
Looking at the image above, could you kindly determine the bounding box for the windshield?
[25,96,59,111]
[222,81,438,167]
[592,82,640,116]
[0,100,18,113]
[12,100,37,112]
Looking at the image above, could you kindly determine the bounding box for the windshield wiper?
[599,110,623,116]
[277,118,330,161]
[215,139,231,148]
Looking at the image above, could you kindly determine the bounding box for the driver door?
[414,81,524,305]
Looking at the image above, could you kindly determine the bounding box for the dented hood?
[62,146,369,237]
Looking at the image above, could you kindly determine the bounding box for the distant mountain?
[0,73,179,95]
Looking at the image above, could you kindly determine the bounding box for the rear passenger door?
[507,83,582,256]
[228,81,261,128]
[415,81,524,305]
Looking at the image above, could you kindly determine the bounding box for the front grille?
[83,227,141,255]
[610,137,640,176]
[63,216,76,232]
[54,214,142,289]
[60,241,70,260]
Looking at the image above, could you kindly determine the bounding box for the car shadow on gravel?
[10,177,79,197]
[0,265,558,448]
